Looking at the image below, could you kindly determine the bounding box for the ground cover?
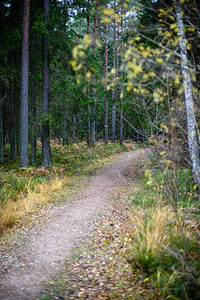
[41,154,200,300]
[0,141,135,233]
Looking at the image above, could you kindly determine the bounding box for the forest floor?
[0,148,150,300]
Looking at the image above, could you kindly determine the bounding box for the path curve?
[0,149,147,300]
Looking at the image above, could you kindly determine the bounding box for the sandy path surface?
[0,149,146,300]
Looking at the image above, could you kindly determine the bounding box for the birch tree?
[175,0,200,187]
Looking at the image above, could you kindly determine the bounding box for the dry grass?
[0,176,69,232]
[130,206,177,257]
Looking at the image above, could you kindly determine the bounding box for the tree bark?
[111,0,117,144]
[72,114,76,144]
[20,0,30,167]
[87,5,91,146]
[31,31,36,166]
[119,1,124,146]
[42,0,51,167]
[91,0,99,146]
[104,20,108,145]
[0,83,3,163]
[175,0,200,187]
[62,109,66,146]
[9,79,15,160]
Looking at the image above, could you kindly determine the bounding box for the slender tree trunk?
[0,4,3,162]
[62,109,66,146]
[20,0,30,167]
[91,0,99,146]
[0,83,3,163]
[175,0,200,187]
[72,114,76,144]
[91,103,95,146]
[104,20,108,145]
[31,32,36,166]
[119,1,124,146]
[15,73,20,156]
[10,79,15,160]
[87,7,91,146]
[87,101,91,145]
[112,0,117,144]
[42,0,51,167]
[31,75,36,165]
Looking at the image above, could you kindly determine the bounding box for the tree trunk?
[72,114,76,144]
[104,20,108,145]
[87,102,91,145]
[175,0,200,187]
[20,0,30,167]
[42,0,51,167]
[62,109,66,146]
[15,73,20,156]
[87,7,91,146]
[0,82,3,163]
[91,103,95,146]
[31,32,36,166]
[111,0,117,144]
[91,0,99,146]
[9,80,15,161]
[119,1,124,146]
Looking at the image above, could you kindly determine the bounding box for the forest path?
[0,148,148,300]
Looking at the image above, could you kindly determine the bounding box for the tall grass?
[128,152,200,299]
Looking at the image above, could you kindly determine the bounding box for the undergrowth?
[129,157,200,299]
[41,152,200,300]
[0,140,135,232]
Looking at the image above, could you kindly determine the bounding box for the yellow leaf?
[111,68,116,75]
[160,151,166,156]
[187,27,195,32]
[72,47,78,59]
[192,73,196,81]
[143,73,149,80]
[123,3,129,8]
[102,8,114,15]
[135,36,141,41]
[120,92,124,99]
[69,60,77,68]
[101,16,111,23]
[174,74,180,85]
[74,63,83,71]
[149,72,156,77]
[193,184,197,191]
[86,71,91,79]
[170,23,177,30]
[156,57,163,63]
[160,123,168,133]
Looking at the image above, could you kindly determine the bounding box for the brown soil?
[0,149,148,300]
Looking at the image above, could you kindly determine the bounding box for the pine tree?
[42,0,51,167]
[20,0,30,168]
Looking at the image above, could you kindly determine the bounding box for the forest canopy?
[1,0,200,186]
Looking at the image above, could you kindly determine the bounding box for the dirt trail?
[0,149,147,300]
